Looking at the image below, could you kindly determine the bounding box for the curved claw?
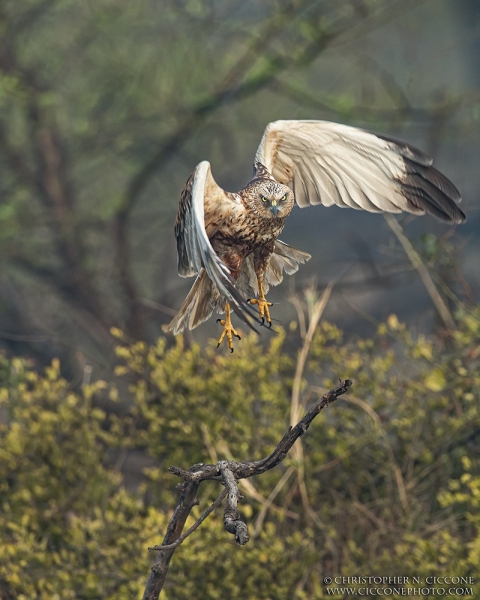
[216,302,241,352]
[248,282,272,326]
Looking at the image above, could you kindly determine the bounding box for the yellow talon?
[216,303,241,352]
[248,280,273,327]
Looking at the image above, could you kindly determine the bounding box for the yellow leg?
[216,302,241,352]
[248,280,273,327]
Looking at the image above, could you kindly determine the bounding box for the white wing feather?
[174,161,257,329]
[255,120,464,223]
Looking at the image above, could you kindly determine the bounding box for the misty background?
[0,0,479,379]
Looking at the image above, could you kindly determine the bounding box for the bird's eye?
[280,194,287,202]
[261,196,268,203]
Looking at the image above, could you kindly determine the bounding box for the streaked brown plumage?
[166,120,465,348]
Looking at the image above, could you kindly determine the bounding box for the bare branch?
[168,379,352,486]
[270,78,458,124]
[144,380,352,599]
[148,488,228,552]
[142,478,200,600]
[384,215,456,331]
[219,460,250,545]
[0,40,108,330]
[10,0,60,34]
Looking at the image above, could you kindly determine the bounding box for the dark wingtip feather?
[375,132,433,166]
[400,179,466,224]
[174,172,197,276]
[449,206,466,224]
[230,298,261,333]
[387,146,466,224]
[404,160,462,203]
[369,128,465,222]
[377,134,464,216]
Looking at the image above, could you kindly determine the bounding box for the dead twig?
[142,379,352,600]
[219,461,250,545]
[142,477,199,600]
[148,488,228,552]
[384,214,455,331]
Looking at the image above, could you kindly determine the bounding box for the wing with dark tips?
[255,120,465,224]
[174,161,258,330]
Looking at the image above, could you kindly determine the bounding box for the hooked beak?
[270,201,279,218]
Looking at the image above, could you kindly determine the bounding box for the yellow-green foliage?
[0,358,166,599]
[1,307,480,598]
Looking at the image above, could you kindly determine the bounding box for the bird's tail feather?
[165,269,220,334]
[167,240,311,334]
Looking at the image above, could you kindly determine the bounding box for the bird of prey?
[166,120,465,350]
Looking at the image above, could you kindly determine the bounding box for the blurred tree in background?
[0,0,478,377]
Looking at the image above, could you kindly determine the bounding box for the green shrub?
[1,307,479,598]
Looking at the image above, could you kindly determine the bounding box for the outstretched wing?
[255,120,465,223]
[174,161,257,328]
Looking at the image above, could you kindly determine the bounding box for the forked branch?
[142,379,352,600]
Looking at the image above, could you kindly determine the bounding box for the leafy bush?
[1,307,479,598]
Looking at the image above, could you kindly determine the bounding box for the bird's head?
[252,181,294,219]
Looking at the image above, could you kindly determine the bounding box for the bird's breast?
[213,209,286,248]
